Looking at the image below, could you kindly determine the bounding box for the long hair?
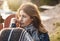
[16,3,47,33]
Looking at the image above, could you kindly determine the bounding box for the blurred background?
[0,0,60,41]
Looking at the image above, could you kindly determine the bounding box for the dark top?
[0,28,34,41]
[24,24,50,41]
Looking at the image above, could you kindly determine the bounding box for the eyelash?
[19,15,26,18]
[23,15,26,18]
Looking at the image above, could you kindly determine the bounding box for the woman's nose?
[19,17,23,22]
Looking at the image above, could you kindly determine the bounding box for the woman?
[16,3,50,41]
[0,28,34,41]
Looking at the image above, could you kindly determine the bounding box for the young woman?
[0,28,34,41]
[16,3,50,41]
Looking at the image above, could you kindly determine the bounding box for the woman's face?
[18,10,33,28]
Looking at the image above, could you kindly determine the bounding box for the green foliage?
[56,22,60,26]
[7,0,58,11]
[53,22,60,28]
[40,0,58,5]
[50,26,60,41]
[31,0,58,6]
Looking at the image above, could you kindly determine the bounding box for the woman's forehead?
[19,10,28,16]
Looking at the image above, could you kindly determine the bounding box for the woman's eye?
[19,15,27,18]
[22,15,26,18]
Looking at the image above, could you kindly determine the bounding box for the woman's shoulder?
[39,32,49,37]
[39,32,50,41]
